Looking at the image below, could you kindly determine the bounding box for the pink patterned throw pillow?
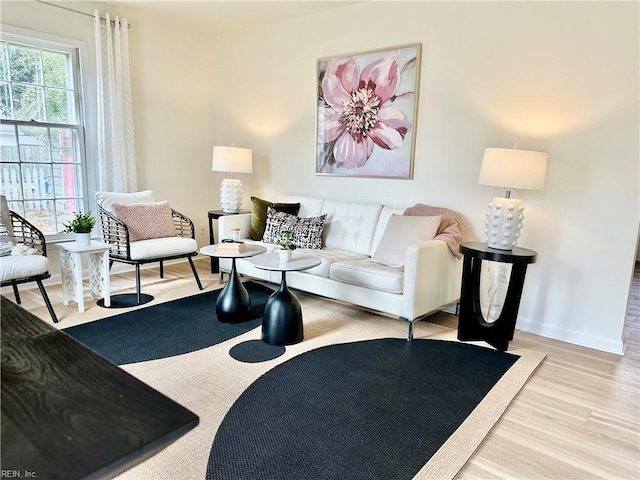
[112,201,177,242]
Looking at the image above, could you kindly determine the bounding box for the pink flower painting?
[316,44,421,178]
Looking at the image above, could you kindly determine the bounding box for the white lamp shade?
[212,146,253,174]
[479,148,547,191]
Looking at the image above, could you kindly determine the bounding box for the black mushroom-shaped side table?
[200,244,267,323]
[457,242,537,351]
[250,252,321,346]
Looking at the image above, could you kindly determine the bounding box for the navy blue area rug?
[63,282,274,365]
[207,338,520,480]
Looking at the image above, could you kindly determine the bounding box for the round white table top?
[250,252,321,272]
[200,244,267,259]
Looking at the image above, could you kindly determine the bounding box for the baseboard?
[516,319,624,355]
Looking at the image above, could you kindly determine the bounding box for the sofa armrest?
[217,214,252,242]
[401,239,463,320]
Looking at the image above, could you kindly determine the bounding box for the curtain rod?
[34,0,133,29]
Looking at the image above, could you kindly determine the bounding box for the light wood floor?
[5,258,639,479]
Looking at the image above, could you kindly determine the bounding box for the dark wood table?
[457,242,537,351]
[1,296,199,480]
[207,209,250,273]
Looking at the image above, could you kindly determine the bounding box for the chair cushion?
[247,196,301,241]
[296,248,369,278]
[129,237,197,261]
[95,190,155,212]
[262,207,327,250]
[372,214,441,270]
[112,201,177,242]
[330,259,404,294]
[0,255,49,282]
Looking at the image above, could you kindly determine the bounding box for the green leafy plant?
[62,211,96,234]
[278,230,296,251]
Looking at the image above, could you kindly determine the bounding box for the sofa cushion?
[247,196,301,240]
[262,207,327,250]
[372,214,441,270]
[95,190,155,212]
[330,259,404,294]
[321,200,383,255]
[297,248,369,278]
[0,255,49,282]
[129,237,197,261]
[112,201,177,242]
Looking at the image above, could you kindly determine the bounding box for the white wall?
[3,1,638,354]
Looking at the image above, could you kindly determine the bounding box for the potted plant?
[62,211,96,247]
[278,230,296,262]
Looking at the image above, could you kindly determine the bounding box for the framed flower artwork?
[316,43,421,178]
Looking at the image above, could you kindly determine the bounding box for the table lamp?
[478,147,547,250]
[212,146,253,213]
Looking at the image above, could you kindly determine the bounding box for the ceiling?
[117,1,361,35]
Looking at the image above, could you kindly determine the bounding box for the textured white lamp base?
[485,197,524,250]
[220,178,244,214]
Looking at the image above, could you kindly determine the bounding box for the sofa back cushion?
[320,200,382,255]
[276,195,325,218]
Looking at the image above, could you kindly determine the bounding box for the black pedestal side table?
[200,244,266,323]
[458,242,537,351]
[207,209,250,273]
[250,252,321,346]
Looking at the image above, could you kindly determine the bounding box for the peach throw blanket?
[404,204,469,259]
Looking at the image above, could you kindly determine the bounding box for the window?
[0,30,90,236]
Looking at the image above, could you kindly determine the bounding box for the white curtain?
[94,11,137,192]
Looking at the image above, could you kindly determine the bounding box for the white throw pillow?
[372,214,442,270]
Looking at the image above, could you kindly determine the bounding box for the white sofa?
[218,195,463,340]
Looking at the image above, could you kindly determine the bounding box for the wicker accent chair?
[96,191,203,306]
[0,210,58,323]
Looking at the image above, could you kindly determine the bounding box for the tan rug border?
[414,347,546,480]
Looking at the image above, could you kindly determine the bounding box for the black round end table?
[457,242,537,351]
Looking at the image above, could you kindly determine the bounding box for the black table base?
[216,259,251,323]
[262,273,303,346]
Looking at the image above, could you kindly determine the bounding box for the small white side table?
[57,241,111,312]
